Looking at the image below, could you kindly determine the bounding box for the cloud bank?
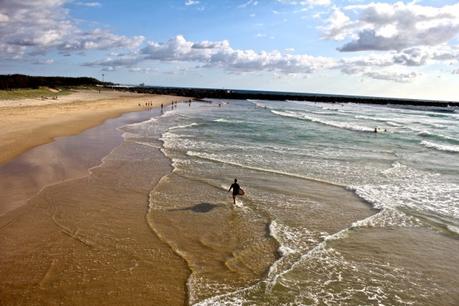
[0,0,144,59]
[2,0,459,84]
[324,2,459,51]
[85,35,336,75]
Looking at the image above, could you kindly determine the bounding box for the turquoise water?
[123,100,459,305]
[159,100,459,225]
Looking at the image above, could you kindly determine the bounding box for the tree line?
[0,74,107,90]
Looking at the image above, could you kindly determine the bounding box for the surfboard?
[238,189,245,196]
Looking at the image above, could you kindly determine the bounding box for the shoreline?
[0,107,168,217]
[0,103,191,305]
[0,89,185,165]
[2,96,456,304]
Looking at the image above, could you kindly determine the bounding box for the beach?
[0,89,179,165]
[0,95,458,305]
[0,90,191,305]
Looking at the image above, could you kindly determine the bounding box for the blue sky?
[2,0,459,100]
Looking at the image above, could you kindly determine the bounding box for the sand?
[0,132,190,305]
[0,89,182,165]
[0,95,192,305]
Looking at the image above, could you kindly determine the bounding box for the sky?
[1,0,459,100]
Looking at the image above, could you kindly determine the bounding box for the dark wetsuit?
[230,183,240,196]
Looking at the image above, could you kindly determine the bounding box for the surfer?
[228,179,241,205]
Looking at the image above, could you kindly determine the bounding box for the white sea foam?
[194,219,346,305]
[355,115,394,122]
[354,115,405,128]
[447,224,459,235]
[122,117,157,129]
[185,151,343,187]
[233,198,247,210]
[271,110,374,132]
[194,206,434,305]
[160,109,175,118]
[254,102,270,109]
[416,131,459,144]
[351,208,421,228]
[120,117,159,140]
[421,140,459,153]
[213,118,242,123]
[386,121,402,127]
[168,122,199,130]
[353,114,451,131]
[269,220,319,255]
[350,162,459,220]
[311,110,340,116]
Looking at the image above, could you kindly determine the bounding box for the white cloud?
[256,33,275,39]
[323,2,459,52]
[142,35,336,74]
[363,70,419,83]
[85,35,336,75]
[0,12,9,22]
[74,2,102,7]
[239,0,258,9]
[277,0,331,8]
[128,67,157,73]
[0,0,144,59]
[333,42,459,81]
[323,7,354,40]
[336,51,429,82]
[83,55,143,68]
[85,35,455,83]
[185,0,200,6]
[308,0,330,6]
[33,58,55,65]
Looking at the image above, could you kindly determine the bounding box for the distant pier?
[109,85,459,108]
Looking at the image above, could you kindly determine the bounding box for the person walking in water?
[228,178,241,204]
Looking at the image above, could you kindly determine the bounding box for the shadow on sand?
[168,202,223,213]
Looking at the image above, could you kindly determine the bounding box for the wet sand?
[0,110,190,305]
[0,89,181,165]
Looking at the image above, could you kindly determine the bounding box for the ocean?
[122,99,459,305]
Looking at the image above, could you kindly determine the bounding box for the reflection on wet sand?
[0,110,156,216]
[0,111,190,305]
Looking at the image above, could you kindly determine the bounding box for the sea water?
[123,100,459,305]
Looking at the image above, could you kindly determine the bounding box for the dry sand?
[0,89,182,165]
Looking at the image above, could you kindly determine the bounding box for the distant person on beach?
[228,179,241,205]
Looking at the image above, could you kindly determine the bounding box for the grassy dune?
[0,87,72,100]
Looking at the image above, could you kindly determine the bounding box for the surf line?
[194,208,383,305]
[186,151,346,188]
